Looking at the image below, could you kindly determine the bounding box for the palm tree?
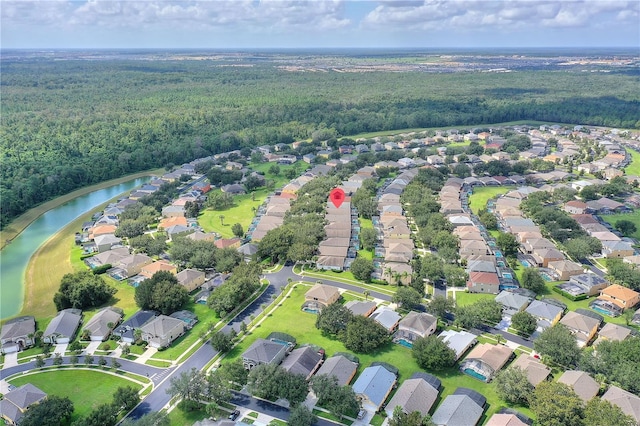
[363,290,370,301]
[384,267,393,284]
[219,215,225,225]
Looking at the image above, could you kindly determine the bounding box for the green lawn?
[623,148,640,175]
[167,406,209,426]
[9,369,143,422]
[453,291,497,307]
[223,284,534,422]
[360,218,373,230]
[249,161,310,189]
[199,190,267,238]
[468,186,514,215]
[601,211,640,240]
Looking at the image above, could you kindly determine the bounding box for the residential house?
[467,271,500,294]
[161,205,185,218]
[82,307,123,341]
[140,261,178,279]
[237,242,259,262]
[170,310,198,330]
[0,384,47,425]
[314,354,358,386]
[594,322,634,345]
[567,273,610,296]
[603,240,635,258]
[548,260,584,281]
[460,343,513,382]
[521,238,556,255]
[601,386,640,425]
[381,262,413,286]
[140,315,186,349]
[94,234,122,253]
[187,231,217,242]
[214,237,242,249]
[596,284,640,313]
[303,284,341,311]
[563,200,589,215]
[385,373,441,418]
[558,371,600,402]
[352,365,397,412]
[85,247,130,270]
[370,306,401,333]
[495,291,533,316]
[280,346,323,380]
[242,338,288,370]
[531,247,565,268]
[439,330,477,360]
[114,253,154,278]
[42,308,82,344]
[525,300,564,331]
[177,269,206,292]
[112,310,158,343]
[395,312,438,343]
[221,184,245,195]
[509,355,551,387]
[344,300,377,317]
[559,310,602,347]
[0,316,36,354]
[460,240,492,257]
[485,413,529,426]
[431,387,486,426]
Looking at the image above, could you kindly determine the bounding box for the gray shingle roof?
[3,383,47,410]
[385,377,439,417]
[352,365,396,408]
[431,390,485,426]
[43,309,82,340]
[0,316,35,341]
[280,346,322,378]
[315,355,358,386]
[242,339,287,365]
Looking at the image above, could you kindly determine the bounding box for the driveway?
[2,352,18,368]
[84,341,101,354]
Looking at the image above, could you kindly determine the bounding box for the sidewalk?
[135,347,158,364]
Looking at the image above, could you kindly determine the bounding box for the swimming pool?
[302,307,319,314]
[502,272,513,279]
[463,368,488,382]
[521,260,530,267]
[396,339,413,349]
[488,241,497,247]
[541,272,553,281]
[495,251,503,258]
[497,261,506,267]
[591,306,615,317]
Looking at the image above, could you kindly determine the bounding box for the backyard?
[199,190,268,238]
[468,186,513,215]
[601,211,640,241]
[221,284,534,422]
[623,148,640,176]
[8,369,144,422]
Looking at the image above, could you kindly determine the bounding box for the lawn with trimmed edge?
[199,190,267,238]
[468,186,514,215]
[623,148,640,176]
[453,291,497,307]
[600,211,640,241]
[223,284,534,422]
[9,369,142,422]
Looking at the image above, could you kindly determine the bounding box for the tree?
[120,412,170,426]
[511,311,537,336]
[247,364,308,406]
[520,268,546,294]
[269,164,281,175]
[53,271,116,311]
[70,354,79,365]
[167,368,208,404]
[534,324,581,367]
[360,227,377,251]
[111,358,121,370]
[565,236,602,260]
[53,352,63,367]
[427,295,455,320]
[20,395,74,426]
[454,299,502,329]
[315,301,353,337]
[113,386,140,412]
[311,374,359,420]
[210,331,235,353]
[579,337,640,395]
[74,403,118,426]
[494,366,533,405]
[288,404,317,426]
[389,406,435,426]
[412,335,456,370]
[496,232,520,257]
[443,264,467,288]
[343,315,390,353]
[530,381,584,426]
[206,371,232,407]
[350,257,374,282]
[615,219,637,237]
[393,287,423,311]
[231,223,244,238]
[217,359,249,386]
[134,271,189,315]
[219,214,225,225]
[34,355,45,368]
[583,397,636,426]
[84,354,94,365]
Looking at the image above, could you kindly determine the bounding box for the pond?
[1,178,148,319]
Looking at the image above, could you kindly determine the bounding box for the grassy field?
[601,211,640,240]
[0,168,164,249]
[223,284,533,422]
[468,186,514,215]
[9,369,143,422]
[453,291,497,307]
[623,148,640,176]
[249,160,310,189]
[199,190,267,238]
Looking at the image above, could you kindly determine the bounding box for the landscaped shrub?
[92,264,112,275]
[552,286,588,301]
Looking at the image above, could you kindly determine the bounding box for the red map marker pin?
[329,188,345,208]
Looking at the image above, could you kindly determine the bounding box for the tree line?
[2,58,639,227]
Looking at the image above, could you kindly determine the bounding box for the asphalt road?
[231,391,337,426]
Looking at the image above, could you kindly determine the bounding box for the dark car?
[228,410,240,421]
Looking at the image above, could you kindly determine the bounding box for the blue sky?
[2,0,639,49]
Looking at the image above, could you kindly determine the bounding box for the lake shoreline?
[0,168,165,250]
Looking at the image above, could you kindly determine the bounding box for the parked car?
[229,410,240,421]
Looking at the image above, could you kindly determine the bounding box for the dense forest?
[1,56,639,227]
